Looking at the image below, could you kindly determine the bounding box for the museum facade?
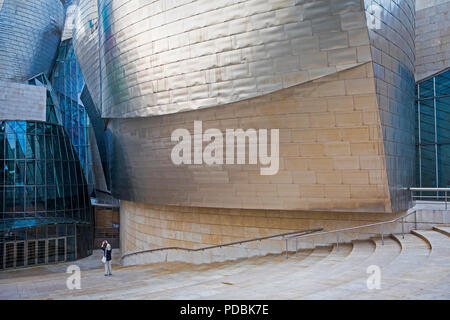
[1,0,450,267]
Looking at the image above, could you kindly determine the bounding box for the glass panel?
[0,242,3,269]
[16,242,24,267]
[16,121,26,133]
[437,144,450,187]
[36,186,46,211]
[37,240,46,264]
[58,238,65,262]
[26,122,36,134]
[45,135,53,159]
[0,133,4,159]
[5,160,14,185]
[47,186,56,212]
[6,133,15,159]
[48,240,56,263]
[420,145,437,188]
[36,123,44,135]
[15,160,25,185]
[436,97,450,144]
[419,78,434,99]
[67,236,75,261]
[27,241,36,265]
[26,160,35,185]
[36,135,45,159]
[16,134,26,159]
[419,99,435,145]
[46,161,55,185]
[36,161,45,185]
[25,186,35,213]
[5,187,14,213]
[6,121,15,134]
[5,243,14,268]
[15,187,24,213]
[435,70,450,97]
[26,135,35,159]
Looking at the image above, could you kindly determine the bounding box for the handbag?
[102,248,107,264]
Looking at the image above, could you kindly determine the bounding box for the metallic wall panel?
[89,0,372,118]
[415,1,450,81]
[364,0,416,212]
[0,81,47,121]
[74,0,419,213]
[0,0,64,83]
[73,0,102,114]
[108,63,394,213]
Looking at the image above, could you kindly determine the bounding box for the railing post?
[286,239,288,260]
[380,224,384,245]
[336,232,339,251]
[402,217,405,239]
[415,211,417,230]
[445,190,447,210]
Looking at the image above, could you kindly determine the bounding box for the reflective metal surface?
[74,0,420,213]
[78,0,372,118]
[415,0,450,81]
[364,0,416,212]
[0,0,64,82]
[73,0,102,113]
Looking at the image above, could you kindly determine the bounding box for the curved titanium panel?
[73,0,102,113]
[364,0,416,211]
[0,0,64,83]
[92,0,372,118]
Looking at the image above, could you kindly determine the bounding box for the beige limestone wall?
[112,62,394,213]
[120,200,410,265]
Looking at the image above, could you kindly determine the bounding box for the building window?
[416,69,450,188]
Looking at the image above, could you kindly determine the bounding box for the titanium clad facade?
[73,0,102,113]
[75,0,419,213]
[415,0,450,81]
[96,0,373,118]
[364,0,416,211]
[0,0,64,83]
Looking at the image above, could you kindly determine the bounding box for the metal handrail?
[121,228,323,261]
[409,187,450,209]
[284,207,420,259]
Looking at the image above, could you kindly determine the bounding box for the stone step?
[432,226,450,237]
[365,229,450,299]
[346,233,432,299]
[297,237,401,299]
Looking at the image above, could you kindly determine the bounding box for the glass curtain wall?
[51,39,94,194]
[0,120,92,269]
[416,69,450,189]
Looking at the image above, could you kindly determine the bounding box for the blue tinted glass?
[419,78,434,99]
[438,144,450,187]
[5,160,14,185]
[16,121,26,133]
[435,70,450,97]
[0,134,4,159]
[436,97,450,144]
[5,134,15,159]
[16,134,26,159]
[419,99,435,144]
[420,145,437,187]
[5,121,15,134]
[15,161,25,185]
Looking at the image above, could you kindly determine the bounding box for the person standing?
[101,240,112,276]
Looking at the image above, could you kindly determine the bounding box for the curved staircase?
[0,226,449,299]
